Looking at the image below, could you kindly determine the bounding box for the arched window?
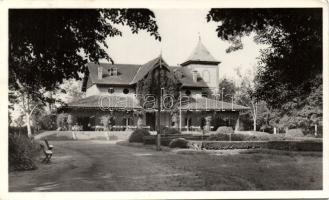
[202,70,210,83]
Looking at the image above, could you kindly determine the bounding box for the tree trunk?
[26,113,32,138]
[253,116,257,131]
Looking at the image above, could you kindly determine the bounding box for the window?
[108,88,114,94]
[108,67,118,76]
[123,88,129,94]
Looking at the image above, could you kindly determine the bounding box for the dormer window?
[108,67,118,76]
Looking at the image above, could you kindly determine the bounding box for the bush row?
[9,133,41,171]
[199,140,322,151]
[207,132,284,141]
[201,141,268,150]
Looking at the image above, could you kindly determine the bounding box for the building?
[60,38,249,132]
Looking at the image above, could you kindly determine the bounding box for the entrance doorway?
[146,112,156,131]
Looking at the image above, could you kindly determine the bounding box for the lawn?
[9,140,322,191]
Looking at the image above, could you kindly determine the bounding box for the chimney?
[192,71,198,82]
[97,66,103,79]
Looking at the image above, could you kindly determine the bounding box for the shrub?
[129,129,151,143]
[162,127,181,135]
[267,140,322,151]
[216,126,234,134]
[201,141,268,150]
[9,133,40,171]
[169,138,189,148]
[9,126,35,137]
[208,133,230,141]
[285,128,304,138]
[40,114,57,130]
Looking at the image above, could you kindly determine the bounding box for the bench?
[44,139,53,150]
[40,144,52,163]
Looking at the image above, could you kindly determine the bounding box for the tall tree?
[207,8,322,108]
[218,78,236,102]
[9,9,161,136]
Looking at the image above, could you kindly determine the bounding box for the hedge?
[169,138,189,148]
[198,140,322,151]
[9,133,41,171]
[128,129,151,143]
[267,140,322,151]
[201,141,268,150]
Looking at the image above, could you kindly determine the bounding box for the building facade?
[60,39,249,132]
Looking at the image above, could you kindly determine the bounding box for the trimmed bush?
[128,129,151,143]
[208,133,230,141]
[216,126,234,134]
[162,127,181,135]
[169,138,189,148]
[9,133,40,171]
[267,140,322,151]
[285,128,304,138]
[201,141,268,150]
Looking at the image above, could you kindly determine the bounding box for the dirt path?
[9,141,322,191]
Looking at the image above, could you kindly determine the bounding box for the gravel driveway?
[9,140,322,191]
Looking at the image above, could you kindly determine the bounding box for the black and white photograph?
[1,0,328,199]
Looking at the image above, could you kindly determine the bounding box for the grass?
[10,140,322,191]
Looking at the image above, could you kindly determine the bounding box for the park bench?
[40,143,52,163]
[44,139,53,150]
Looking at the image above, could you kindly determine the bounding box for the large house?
[60,38,249,132]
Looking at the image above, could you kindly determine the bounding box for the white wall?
[86,85,136,97]
[186,64,219,93]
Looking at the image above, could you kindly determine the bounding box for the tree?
[218,78,236,102]
[207,8,322,109]
[9,9,160,93]
[9,9,161,136]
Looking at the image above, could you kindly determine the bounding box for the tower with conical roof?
[181,37,220,93]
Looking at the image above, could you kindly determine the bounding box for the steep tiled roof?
[84,56,211,90]
[181,39,220,66]
[87,63,140,86]
[130,56,172,84]
[64,95,141,110]
[171,66,208,88]
[179,97,249,111]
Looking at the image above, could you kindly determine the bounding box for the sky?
[104,9,268,84]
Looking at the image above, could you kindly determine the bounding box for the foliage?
[39,114,57,130]
[136,65,182,112]
[169,138,189,148]
[56,113,68,130]
[128,129,151,143]
[162,127,181,135]
[285,128,304,137]
[216,126,234,134]
[9,133,40,171]
[202,141,268,150]
[9,9,160,93]
[218,78,236,102]
[9,126,36,137]
[207,8,322,108]
[208,131,284,141]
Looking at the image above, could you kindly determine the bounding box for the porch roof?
[63,95,142,110]
[179,97,249,111]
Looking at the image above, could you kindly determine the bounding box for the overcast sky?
[104,9,268,84]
